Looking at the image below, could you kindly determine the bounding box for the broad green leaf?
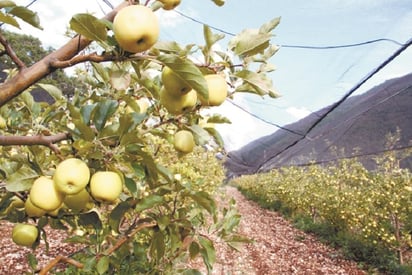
[190,191,216,215]
[80,104,96,125]
[150,231,165,262]
[205,114,231,124]
[124,177,138,196]
[204,127,224,147]
[92,62,110,83]
[109,201,131,233]
[189,124,210,146]
[21,90,41,117]
[135,194,164,212]
[203,25,225,50]
[229,29,272,57]
[183,269,202,275]
[259,17,281,34]
[69,13,107,42]
[0,1,16,8]
[27,253,38,271]
[78,211,102,230]
[156,164,173,182]
[199,236,216,272]
[6,166,37,192]
[0,11,19,28]
[157,54,208,99]
[36,83,63,101]
[9,6,42,30]
[96,256,109,275]
[235,70,280,98]
[154,40,183,53]
[189,241,200,259]
[72,118,96,141]
[92,100,118,131]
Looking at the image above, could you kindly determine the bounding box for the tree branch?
[0,1,131,107]
[50,52,124,69]
[39,255,84,275]
[0,31,26,69]
[0,132,71,154]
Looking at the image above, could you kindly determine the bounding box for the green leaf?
[259,17,281,34]
[234,70,280,97]
[36,83,63,101]
[150,231,165,262]
[189,124,210,146]
[0,1,16,9]
[190,191,216,215]
[189,241,200,259]
[229,29,272,57]
[154,40,183,53]
[205,114,231,124]
[0,11,19,28]
[78,211,102,230]
[6,166,37,192]
[27,253,38,271]
[183,269,202,275]
[69,13,107,42]
[203,25,225,50]
[92,100,118,131]
[156,164,173,183]
[96,255,109,275]
[80,104,97,126]
[109,201,131,233]
[124,176,138,195]
[135,195,164,212]
[199,236,216,272]
[9,6,42,30]
[157,54,208,99]
[204,127,224,147]
[72,118,96,141]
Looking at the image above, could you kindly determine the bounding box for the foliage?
[231,136,412,273]
[0,0,280,273]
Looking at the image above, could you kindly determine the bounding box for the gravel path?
[0,186,366,274]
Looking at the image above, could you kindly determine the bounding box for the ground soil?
[0,186,366,274]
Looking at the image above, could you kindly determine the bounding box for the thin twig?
[50,52,124,69]
[0,32,26,69]
[39,255,84,275]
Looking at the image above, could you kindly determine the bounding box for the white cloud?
[286,106,311,120]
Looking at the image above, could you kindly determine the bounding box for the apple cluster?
[11,158,123,248]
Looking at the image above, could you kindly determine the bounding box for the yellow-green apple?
[12,223,38,247]
[199,74,228,106]
[30,176,64,212]
[160,87,197,115]
[174,130,195,153]
[53,158,90,195]
[64,188,91,212]
[90,171,123,203]
[24,197,46,218]
[113,5,159,53]
[159,0,181,10]
[161,66,191,96]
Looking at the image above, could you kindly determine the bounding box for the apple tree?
[0,0,280,273]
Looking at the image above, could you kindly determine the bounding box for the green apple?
[160,87,197,115]
[90,171,123,203]
[25,197,46,218]
[64,188,91,212]
[199,74,228,106]
[30,176,64,212]
[113,5,159,53]
[53,158,90,195]
[161,66,191,96]
[174,130,195,153]
[12,223,38,247]
[159,0,181,10]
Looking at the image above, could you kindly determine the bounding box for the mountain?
[224,72,412,178]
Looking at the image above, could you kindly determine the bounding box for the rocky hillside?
[225,72,412,178]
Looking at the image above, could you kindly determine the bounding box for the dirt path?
[0,186,366,274]
[200,186,366,274]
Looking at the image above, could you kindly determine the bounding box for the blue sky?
[10,0,412,150]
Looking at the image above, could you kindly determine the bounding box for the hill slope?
[225,72,412,177]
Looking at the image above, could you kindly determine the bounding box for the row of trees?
[0,0,279,273]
